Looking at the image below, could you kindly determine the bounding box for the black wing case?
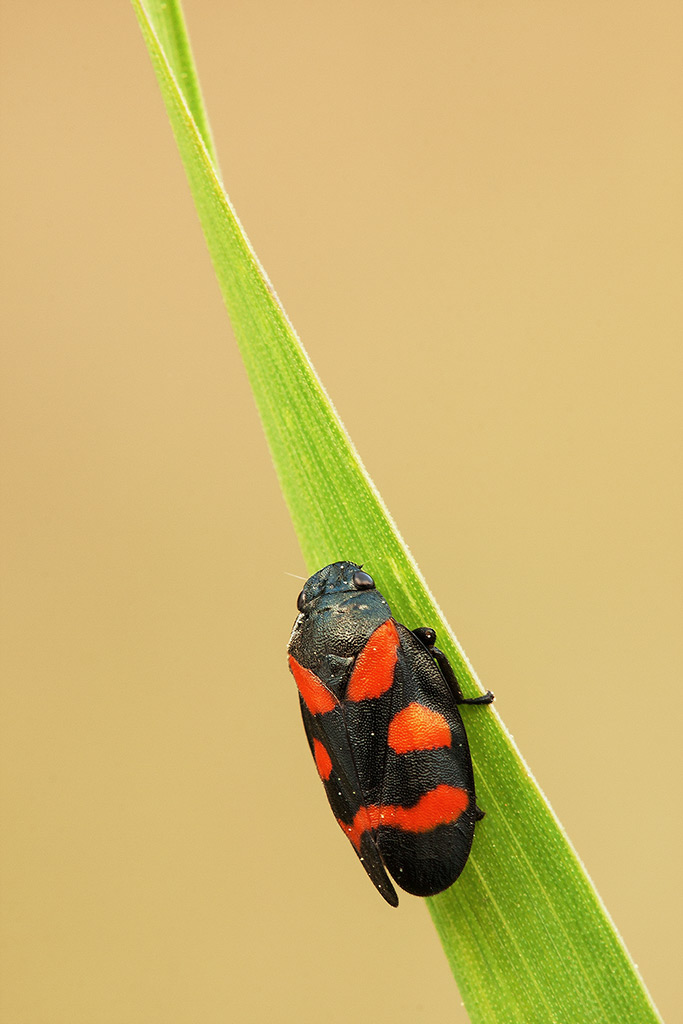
[373,622,479,897]
[290,657,399,907]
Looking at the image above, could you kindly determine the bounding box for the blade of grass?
[130,3,664,1022]
[142,0,218,169]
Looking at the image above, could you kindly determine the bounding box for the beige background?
[1,2,681,1022]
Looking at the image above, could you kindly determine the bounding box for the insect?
[287,561,493,906]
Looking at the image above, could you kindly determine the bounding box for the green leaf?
[130,3,664,1022]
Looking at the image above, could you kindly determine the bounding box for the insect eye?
[352,569,375,591]
[297,590,307,613]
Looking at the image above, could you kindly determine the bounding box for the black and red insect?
[287,561,493,906]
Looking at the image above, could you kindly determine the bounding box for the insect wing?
[374,622,478,897]
[290,656,398,906]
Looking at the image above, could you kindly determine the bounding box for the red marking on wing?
[313,738,333,780]
[338,785,469,850]
[337,805,374,851]
[388,702,452,754]
[288,656,337,715]
[346,620,399,702]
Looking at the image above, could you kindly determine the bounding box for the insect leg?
[431,645,494,706]
[411,627,494,706]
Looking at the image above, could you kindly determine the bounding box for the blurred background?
[1,2,680,1021]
